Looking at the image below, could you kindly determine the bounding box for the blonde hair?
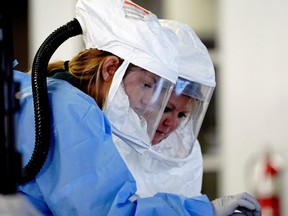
[47,48,121,108]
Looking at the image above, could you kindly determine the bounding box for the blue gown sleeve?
[14,71,213,216]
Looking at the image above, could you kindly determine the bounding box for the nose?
[163,114,178,130]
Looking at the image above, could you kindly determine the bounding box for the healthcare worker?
[15,0,216,215]
[111,19,262,216]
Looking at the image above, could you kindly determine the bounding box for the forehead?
[125,67,159,81]
[168,92,192,111]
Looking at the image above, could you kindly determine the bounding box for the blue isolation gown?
[14,70,213,216]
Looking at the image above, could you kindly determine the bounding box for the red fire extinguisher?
[250,150,283,216]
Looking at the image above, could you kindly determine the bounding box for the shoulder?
[14,70,108,128]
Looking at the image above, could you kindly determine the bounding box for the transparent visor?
[151,77,215,158]
[105,63,174,149]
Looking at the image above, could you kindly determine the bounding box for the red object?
[258,195,280,216]
[255,153,281,216]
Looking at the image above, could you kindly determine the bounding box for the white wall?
[163,0,288,214]
[162,0,217,40]
[218,0,288,215]
[28,0,82,67]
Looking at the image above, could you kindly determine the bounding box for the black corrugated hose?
[19,18,83,184]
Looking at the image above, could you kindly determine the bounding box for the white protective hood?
[152,19,216,158]
[114,20,216,198]
[75,0,180,150]
[75,0,178,84]
[161,20,216,88]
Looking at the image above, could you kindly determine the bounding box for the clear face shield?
[76,0,180,152]
[151,76,214,158]
[104,61,174,150]
[122,64,174,138]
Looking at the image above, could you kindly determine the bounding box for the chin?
[151,138,159,145]
[151,136,163,145]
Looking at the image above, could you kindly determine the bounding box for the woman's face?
[123,67,159,115]
[151,92,192,145]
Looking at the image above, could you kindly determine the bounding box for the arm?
[16,77,213,216]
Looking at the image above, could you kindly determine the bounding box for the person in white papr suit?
[111,19,262,216]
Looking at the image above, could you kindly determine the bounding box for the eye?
[142,76,156,89]
[144,82,152,88]
[164,106,172,113]
[178,112,187,119]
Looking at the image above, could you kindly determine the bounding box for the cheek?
[175,120,182,130]
[125,84,135,96]
[127,84,141,96]
[128,94,138,107]
[125,87,141,108]
[157,118,165,128]
[168,118,182,132]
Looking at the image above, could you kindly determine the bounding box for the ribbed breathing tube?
[19,18,83,184]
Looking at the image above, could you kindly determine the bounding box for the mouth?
[155,130,165,136]
[152,127,170,145]
[153,130,167,141]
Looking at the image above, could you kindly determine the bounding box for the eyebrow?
[136,67,159,85]
[166,102,175,110]
[145,72,158,84]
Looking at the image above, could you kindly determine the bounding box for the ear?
[102,56,120,81]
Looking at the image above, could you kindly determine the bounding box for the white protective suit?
[113,19,216,198]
